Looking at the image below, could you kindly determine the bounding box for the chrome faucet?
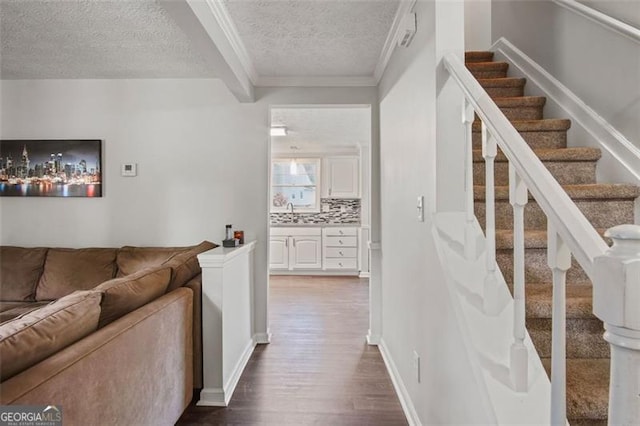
[286,202,295,222]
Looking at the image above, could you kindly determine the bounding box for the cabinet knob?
[339,230,344,235]
[339,240,343,244]
[339,262,343,267]
[339,251,344,256]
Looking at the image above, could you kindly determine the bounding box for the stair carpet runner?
[465,51,640,425]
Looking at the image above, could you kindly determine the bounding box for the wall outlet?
[413,350,421,383]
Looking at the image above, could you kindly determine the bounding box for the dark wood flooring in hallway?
[177,275,407,425]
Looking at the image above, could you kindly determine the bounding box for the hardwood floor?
[177,275,407,425]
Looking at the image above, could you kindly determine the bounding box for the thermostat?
[121,163,137,177]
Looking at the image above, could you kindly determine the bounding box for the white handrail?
[442,53,609,281]
[552,0,640,44]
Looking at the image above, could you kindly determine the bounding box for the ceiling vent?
[397,13,416,48]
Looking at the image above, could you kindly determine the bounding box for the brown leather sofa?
[0,241,215,425]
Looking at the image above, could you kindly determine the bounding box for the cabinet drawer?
[324,247,357,258]
[324,258,358,270]
[271,227,321,236]
[323,236,357,247]
[323,227,358,237]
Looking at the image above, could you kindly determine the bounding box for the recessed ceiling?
[0,0,217,79]
[224,0,400,79]
[271,107,370,153]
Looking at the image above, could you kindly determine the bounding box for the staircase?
[465,51,640,425]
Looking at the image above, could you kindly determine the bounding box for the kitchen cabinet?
[322,227,359,271]
[269,228,322,271]
[324,157,359,198]
[269,236,289,270]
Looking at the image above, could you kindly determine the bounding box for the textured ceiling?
[0,0,217,79]
[271,107,370,153]
[224,0,400,77]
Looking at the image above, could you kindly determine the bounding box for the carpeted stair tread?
[465,51,494,63]
[524,283,595,319]
[541,358,610,422]
[477,77,526,88]
[474,183,640,201]
[472,147,602,163]
[495,228,609,250]
[493,96,547,108]
[472,118,572,133]
[466,61,510,78]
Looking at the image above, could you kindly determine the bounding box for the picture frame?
[0,139,102,197]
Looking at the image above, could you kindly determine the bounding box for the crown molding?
[203,0,259,84]
[255,75,377,87]
[373,0,417,84]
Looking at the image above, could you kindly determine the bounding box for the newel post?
[593,224,640,424]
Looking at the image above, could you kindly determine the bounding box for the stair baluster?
[593,225,640,425]
[463,99,478,260]
[509,165,528,392]
[482,122,501,314]
[548,226,571,425]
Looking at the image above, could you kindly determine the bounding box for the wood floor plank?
[177,275,407,425]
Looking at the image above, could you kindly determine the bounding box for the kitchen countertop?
[270,223,361,228]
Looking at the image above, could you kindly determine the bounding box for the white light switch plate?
[417,196,424,222]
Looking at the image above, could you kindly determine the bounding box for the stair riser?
[473,130,567,150]
[469,69,509,79]
[497,248,589,283]
[475,105,544,122]
[475,198,635,230]
[528,318,610,359]
[465,53,494,63]
[482,85,525,98]
[473,161,597,185]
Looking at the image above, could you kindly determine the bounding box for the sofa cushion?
[0,247,48,302]
[0,290,102,381]
[94,266,171,328]
[0,301,50,324]
[164,241,217,292]
[115,247,189,278]
[36,248,117,301]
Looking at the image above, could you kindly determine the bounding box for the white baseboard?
[359,272,371,278]
[223,338,257,404]
[197,338,256,407]
[493,37,640,183]
[366,331,381,345]
[196,388,226,406]
[378,338,421,426]
[253,331,271,344]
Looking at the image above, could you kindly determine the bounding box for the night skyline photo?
[0,139,102,197]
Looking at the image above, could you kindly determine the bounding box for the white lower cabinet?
[290,236,322,269]
[270,226,360,274]
[322,227,359,272]
[269,228,322,271]
[269,236,289,270]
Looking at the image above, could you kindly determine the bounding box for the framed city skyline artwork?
[0,139,102,197]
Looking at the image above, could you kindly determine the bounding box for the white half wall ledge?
[197,241,257,407]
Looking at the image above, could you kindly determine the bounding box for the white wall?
[377,0,492,423]
[492,0,640,148]
[465,0,492,50]
[0,79,377,340]
[579,0,640,28]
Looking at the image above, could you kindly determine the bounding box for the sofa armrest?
[184,275,202,389]
[0,288,193,426]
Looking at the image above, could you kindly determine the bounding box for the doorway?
[266,104,373,339]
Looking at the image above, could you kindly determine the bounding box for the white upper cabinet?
[324,157,359,198]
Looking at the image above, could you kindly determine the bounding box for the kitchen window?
[271,158,320,212]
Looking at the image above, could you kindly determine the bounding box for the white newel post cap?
[593,225,640,330]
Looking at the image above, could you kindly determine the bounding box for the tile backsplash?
[271,198,360,225]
